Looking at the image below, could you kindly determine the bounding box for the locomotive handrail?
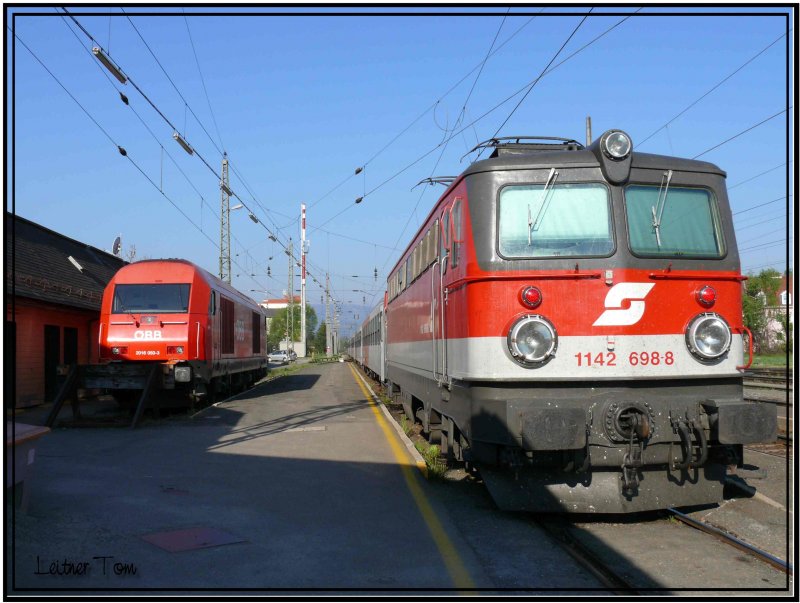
[648,272,747,282]
[161,320,188,325]
[110,320,135,325]
[736,326,754,371]
[446,271,602,291]
[461,136,584,160]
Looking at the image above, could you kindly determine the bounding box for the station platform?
[7,361,491,592]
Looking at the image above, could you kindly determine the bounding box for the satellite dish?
[112,236,122,256]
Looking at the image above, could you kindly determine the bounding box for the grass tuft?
[414,441,447,479]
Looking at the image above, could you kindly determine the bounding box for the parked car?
[268,350,289,365]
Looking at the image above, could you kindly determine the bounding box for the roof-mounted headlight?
[601,130,632,160]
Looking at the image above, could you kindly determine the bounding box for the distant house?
[761,272,794,351]
[777,273,793,308]
[5,213,127,407]
[257,296,303,354]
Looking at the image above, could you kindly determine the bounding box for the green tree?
[741,292,766,352]
[267,304,318,351]
[742,268,784,353]
[746,268,782,306]
[313,322,327,355]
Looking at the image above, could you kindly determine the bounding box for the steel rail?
[667,508,792,574]
[534,519,639,594]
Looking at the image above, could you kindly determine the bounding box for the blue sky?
[7,4,794,335]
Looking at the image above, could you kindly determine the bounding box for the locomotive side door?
[208,290,218,367]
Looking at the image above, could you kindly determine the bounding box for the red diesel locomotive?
[98,259,268,403]
[353,131,776,513]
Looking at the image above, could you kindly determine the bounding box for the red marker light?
[521,286,542,308]
[697,286,716,307]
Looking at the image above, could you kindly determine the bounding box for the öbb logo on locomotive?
[350,129,777,513]
[133,330,162,339]
[592,282,655,326]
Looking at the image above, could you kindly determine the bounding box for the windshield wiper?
[528,168,558,245]
[651,169,673,248]
[114,298,139,325]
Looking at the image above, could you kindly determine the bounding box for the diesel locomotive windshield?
[625,185,725,257]
[112,283,191,314]
[498,182,613,258]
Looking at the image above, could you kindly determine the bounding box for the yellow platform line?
[348,363,475,590]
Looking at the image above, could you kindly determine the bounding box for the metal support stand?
[130,364,159,429]
[45,365,79,427]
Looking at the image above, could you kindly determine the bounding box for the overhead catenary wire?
[61,8,320,281]
[121,6,292,251]
[58,11,277,294]
[13,26,272,296]
[692,108,789,159]
[182,9,226,153]
[310,10,638,237]
[739,238,791,253]
[732,194,792,216]
[307,11,542,211]
[728,161,791,190]
[743,259,794,273]
[376,10,511,279]
[486,9,593,145]
[120,7,224,159]
[638,31,788,147]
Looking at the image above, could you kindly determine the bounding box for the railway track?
[534,518,639,594]
[666,508,792,575]
[534,505,791,593]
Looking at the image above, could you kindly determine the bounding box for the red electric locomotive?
[96,259,268,404]
[377,131,776,513]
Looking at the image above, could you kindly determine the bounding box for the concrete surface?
[8,361,790,595]
[6,362,601,595]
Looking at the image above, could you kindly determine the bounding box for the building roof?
[6,212,128,311]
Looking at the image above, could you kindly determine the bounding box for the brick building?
[5,213,127,408]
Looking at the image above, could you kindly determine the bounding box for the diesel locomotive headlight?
[507,315,557,365]
[685,313,731,360]
[174,366,192,383]
[601,131,632,160]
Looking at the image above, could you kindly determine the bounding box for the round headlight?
[507,315,557,365]
[602,131,632,160]
[686,313,731,360]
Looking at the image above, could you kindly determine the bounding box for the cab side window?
[451,198,463,269]
[440,210,450,274]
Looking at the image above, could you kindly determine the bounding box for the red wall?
[6,298,100,408]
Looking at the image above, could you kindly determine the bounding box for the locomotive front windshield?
[498,183,613,258]
[625,185,724,257]
[112,283,191,314]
